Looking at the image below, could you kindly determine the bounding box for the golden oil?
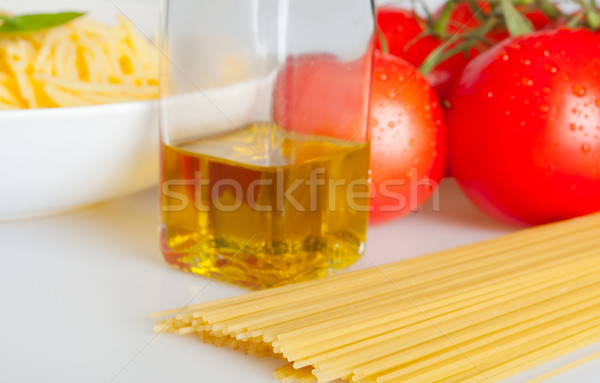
[161,124,369,289]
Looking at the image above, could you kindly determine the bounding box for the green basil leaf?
[0,12,85,34]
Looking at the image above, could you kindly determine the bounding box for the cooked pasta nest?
[0,16,158,109]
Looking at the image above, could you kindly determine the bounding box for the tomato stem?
[466,0,486,22]
[413,0,600,75]
[534,0,561,20]
[420,15,498,75]
[376,25,390,54]
[433,0,458,37]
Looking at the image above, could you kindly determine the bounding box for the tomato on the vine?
[447,29,600,225]
[441,2,553,38]
[377,4,554,100]
[432,2,553,98]
[376,6,460,99]
[376,7,439,68]
[369,52,446,224]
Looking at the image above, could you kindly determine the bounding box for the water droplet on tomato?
[521,77,533,86]
[522,59,531,66]
[424,104,431,111]
[487,92,493,98]
[398,75,405,82]
[543,62,558,74]
[388,89,396,98]
[413,157,420,165]
[369,118,378,128]
[573,85,586,97]
[543,50,550,57]
[380,73,388,81]
[520,121,526,127]
[550,165,557,171]
[396,25,404,33]
[542,87,551,94]
[540,105,549,113]
[505,110,511,116]
[569,123,576,131]
[501,53,509,61]
[582,143,591,153]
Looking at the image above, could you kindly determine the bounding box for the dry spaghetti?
[0,15,157,109]
[153,212,600,382]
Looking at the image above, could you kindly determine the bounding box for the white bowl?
[0,0,161,220]
[0,100,159,220]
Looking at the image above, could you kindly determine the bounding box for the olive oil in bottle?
[161,124,369,289]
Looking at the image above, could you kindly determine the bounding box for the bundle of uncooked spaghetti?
[153,212,600,382]
[0,16,157,109]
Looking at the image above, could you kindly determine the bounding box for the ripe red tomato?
[376,6,457,99]
[369,52,446,224]
[376,7,440,68]
[447,29,600,225]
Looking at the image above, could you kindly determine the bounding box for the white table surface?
[1,179,598,382]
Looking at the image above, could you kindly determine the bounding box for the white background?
[1,0,599,382]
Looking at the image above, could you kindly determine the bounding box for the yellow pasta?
[153,212,600,382]
[0,16,157,109]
